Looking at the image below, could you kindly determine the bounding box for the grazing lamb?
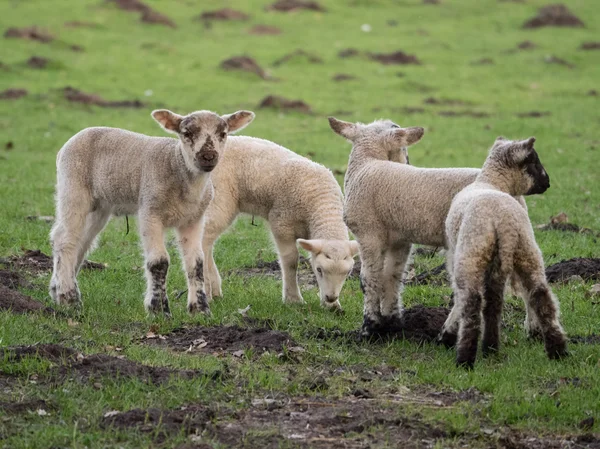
[201,136,359,311]
[328,117,532,337]
[49,108,255,316]
[439,136,568,368]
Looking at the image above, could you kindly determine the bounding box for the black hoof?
[361,314,403,340]
[188,291,211,315]
[456,358,475,370]
[546,338,569,360]
[59,289,81,307]
[438,331,457,349]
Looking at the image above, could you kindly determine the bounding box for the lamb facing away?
[439,136,567,368]
[328,117,531,337]
[49,108,255,316]
[201,136,359,311]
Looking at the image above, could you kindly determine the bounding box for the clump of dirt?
[332,73,357,82]
[438,110,490,118]
[537,212,597,235]
[27,56,49,69]
[0,249,105,274]
[518,40,537,50]
[144,324,295,355]
[0,399,53,414]
[106,0,176,28]
[2,344,77,363]
[517,111,552,118]
[523,4,584,29]
[258,95,312,114]
[545,258,600,284]
[64,21,99,28]
[544,55,574,68]
[580,42,600,50]
[266,0,326,13]
[273,49,322,66]
[0,285,54,315]
[424,97,470,106]
[0,269,32,290]
[4,27,53,43]
[63,86,144,108]
[199,8,249,21]
[398,306,449,342]
[220,56,270,80]
[0,88,27,100]
[338,48,360,58]
[368,50,421,65]
[248,24,281,35]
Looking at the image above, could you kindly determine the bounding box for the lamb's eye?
[317,267,323,275]
[220,132,227,140]
[182,132,192,140]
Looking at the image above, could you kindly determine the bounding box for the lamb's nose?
[325,295,338,302]
[201,152,215,162]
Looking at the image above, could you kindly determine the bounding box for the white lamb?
[328,117,533,337]
[439,136,568,368]
[201,136,359,311]
[49,108,255,316]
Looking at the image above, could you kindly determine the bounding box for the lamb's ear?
[328,117,358,141]
[524,137,536,148]
[152,109,183,134]
[223,110,255,134]
[392,127,424,146]
[349,240,360,258]
[297,239,323,254]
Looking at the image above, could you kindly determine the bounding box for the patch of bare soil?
[228,256,316,287]
[258,95,312,114]
[248,24,281,35]
[588,90,598,97]
[499,433,600,449]
[0,269,32,290]
[0,249,105,274]
[4,27,53,43]
[1,344,203,384]
[544,55,574,68]
[273,49,323,66]
[537,213,597,235]
[26,56,49,69]
[523,4,584,29]
[0,284,54,314]
[438,110,490,118]
[64,21,99,28]
[220,56,270,80]
[423,0,440,4]
[199,8,249,21]
[580,42,600,50]
[144,324,295,355]
[63,86,144,108]
[332,73,357,82]
[399,306,450,342]
[338,48,360,58]
[424,97,470,106]
[545,258,600,284]
[0,399,53,414]
[517,111,552,117]
[0,88,27,100]
[570,334,600,345]
[106,0,176,28]
[266,0,326,13]
[518,40,537,50]
[368,50,421,65]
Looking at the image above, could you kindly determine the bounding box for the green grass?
[1,0,599,447]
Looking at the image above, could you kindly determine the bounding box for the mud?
[106,0,176,28]
[545,258,600,284]
[0,269,32,290]
[368,50,421,65]
[0,88,28,100]
[580,42,600,50]
[26,56,49,69]
[4,27,53,43]
[544,55,574,68]
[0,249,105,274]
[266,0,326,13]
[1,344,204,384]
[0,399,53,414]
[332,73,357,82]
[228,256,317,287]
[199,8,249,21]
[248,25,282,35]
[144,324,295,355]
[0,284,54,315]
[517,111,552,118]
[273,49,323,66]
[258,95,312,114]
[220,56,270,80]
[523,4,584,29]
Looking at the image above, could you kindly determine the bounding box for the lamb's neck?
[347,142,386,174]
[476,167,517,195]
[308,199,348,241]
[172,142,205,186]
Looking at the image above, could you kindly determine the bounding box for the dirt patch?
[397,306,450,342]
[140,9,177,27]
[62,86,144,108]
[220,56,270,80]
[4,26,53,43]
[518,40,537,50]
[517,111,552,118]
[368,50,421,65]
[422,386,487,406]
[258,95,312,114]
[0,284,54,315]
[580,42,600,50]
[144,324,295,355]
[0,399,53,414]
[332,73,357,82]
[106,0,176,28]
[0,269,32,290]
[248,24,281,35]
[266,0,326,13]
[545,258,600,284]
[588,90,598,97]
[1,344,203,384]
[570,334,600,345]
[228,256,316,287]
[438,110,490,118]
[273,49,322,66]
[26,56,49,69]
[64,21,99,28]
[338,48,360,58]
[0,249,105,274]
[544,55,574,68]
[537,213,597,235]
[0,88,27,100]
[424,97,470,106]
[199,8,249,21]
[523,4,584,29]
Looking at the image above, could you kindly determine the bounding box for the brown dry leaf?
[67,318,79,327]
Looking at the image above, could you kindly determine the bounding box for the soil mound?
[580,42,600,50]
[4,27,53,43]
[199,9,249,21]
[0,284,54,314]
[266,0,326,12]
[63,86,145,108]
[220,56,269,80]
[399,305,450,341]
[523,4,584,29]
[0,88,27,100]
[368,50,421,65]
[273,49,322,66]
[0,249,105,273]
[27,56,49,69]
[0,399,53,414]
[106,0,176,28]
[332,73,357,82]
[258,95,312,114]
[545,258,600,284]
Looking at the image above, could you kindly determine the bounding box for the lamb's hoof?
[284,296,306,305]
[188,301,211,315]
[456,358,475,370]
[438,331,457,349]
[361,314,403,340]
[58,289,81,308]
[545,335,569,360]
[526,328,544,342]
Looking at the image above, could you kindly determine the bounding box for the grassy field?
[1,0,599,447]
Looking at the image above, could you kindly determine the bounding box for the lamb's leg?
[380,242,412,324]
[201,200,238,301]
[74,209,111,274]
[50,197,90,307]
[140,218,170,316]
[455,287,483,369]
[177,221,211,315]
[357,235,387,337]
[508,272,543,339]
[272,230,303,304]
[439,249,459,347]
[481,268,507,357]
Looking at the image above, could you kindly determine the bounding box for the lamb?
[201,136,359,311]
[439,136,568,368]
[328,117,533,337]
[49,108,255,316]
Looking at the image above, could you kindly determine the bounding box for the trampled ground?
[0,0,599,448]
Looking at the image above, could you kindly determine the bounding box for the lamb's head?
[328,117,424,163]
[152,109,255,173]
[297,239,360,311]
[486,136,550,195]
